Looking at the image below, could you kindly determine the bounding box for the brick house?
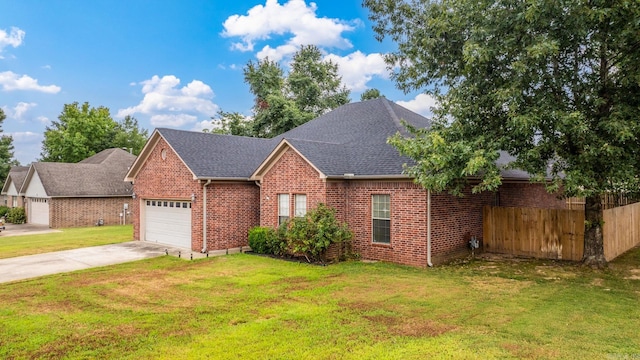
[127,98,565,266]
[1,166,29,208]
[19,148,136,228]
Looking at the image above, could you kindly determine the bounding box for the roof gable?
[269,97,432,177]
[1,166,29,195]
[127,128,276,181]
[251,139,326,181]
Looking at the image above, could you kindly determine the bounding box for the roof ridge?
[158,127,273,142]
[285,138,342,145]
[381,98,409,136]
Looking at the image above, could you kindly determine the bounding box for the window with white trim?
[294,194,307,217]
[278,194,290,225]
[372,194,390,244]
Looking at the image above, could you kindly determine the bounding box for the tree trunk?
[583,194,607,267]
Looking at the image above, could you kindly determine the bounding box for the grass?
[0,245,639,359]
[0,225,133,259]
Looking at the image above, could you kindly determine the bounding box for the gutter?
[427,189,433,267]
[325,174,411,180]
[201,179,212,253]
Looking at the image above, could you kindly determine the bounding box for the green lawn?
[0,225,133,259]
[1,246,639,359]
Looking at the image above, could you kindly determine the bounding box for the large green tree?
[112,115,149,154]
[365,0,640,266]
[0,108,19,183]
[41,102,148,162]
[211,45,350,138]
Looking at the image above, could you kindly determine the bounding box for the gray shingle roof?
[157,129,275,179]
[275,98,431,177]
[147,98,530,181]
[31,148,136,197]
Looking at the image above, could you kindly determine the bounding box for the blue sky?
[0,0,434,164]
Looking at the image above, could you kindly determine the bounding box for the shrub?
[248,226,275,254]
[269,224,289,256]
[6,207,26,224]
[286,203,353,263]
[0,205,9,218]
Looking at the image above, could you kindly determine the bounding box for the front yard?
[1,241,639,359]
[0,225,133,259]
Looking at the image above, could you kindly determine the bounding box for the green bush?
[6,207,26,224]
[0,205,9,218]
[286,203,353,262]
[270,224,289,256]
[248,226,276,254]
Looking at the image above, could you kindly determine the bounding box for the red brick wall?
[259,148,327,227]
[498,182,566,209]
[430,189,495,263]
[206,182,260,250]
[132,137,260,251]
[132,137,202,250]
[49,197,132,228]
[333,180,429,267]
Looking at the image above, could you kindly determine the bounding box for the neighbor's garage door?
[144,200,192,248]
[29,198,50,226]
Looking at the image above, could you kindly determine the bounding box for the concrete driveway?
[1,223,60,237]
[0,241,175,284]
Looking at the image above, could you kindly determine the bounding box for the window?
[278,194,290,225]
[294,194,307,217]
[372,194,390,244]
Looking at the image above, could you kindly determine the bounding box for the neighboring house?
[20,148,136,228]
[1,166,29,208]
[126,98,565,266]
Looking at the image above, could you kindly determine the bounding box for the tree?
[0,108,19,183]
[218,45,350,138]
[288,45,350,118]
[206,110,254,137]
[113,115,149,155]
[41,102,148,162]
[365,0,640,266]
[360,88,383,101]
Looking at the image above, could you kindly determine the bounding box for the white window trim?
[294,194,307,217]
[372,194,391,244]
[278,194,290,225]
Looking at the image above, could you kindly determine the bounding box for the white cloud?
[396,93,439,118]
[41,65,52,70]
[223,0,358,59]
[118,75,219,128]
[0,27,25,58]
[256,44,298,62]
[12,102,37,121]
[324,51,388,92]
[193,119,215,132]
[0,71,61,93]
[37,116,50,124]
[150,114,198,127]
[7,131,42,143]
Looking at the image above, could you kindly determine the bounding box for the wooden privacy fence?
[483,202,640,261]
[483,206,584,260]
[602,202,640,261]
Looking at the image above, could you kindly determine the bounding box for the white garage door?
[29,198,50,226]
[144,200,192,248]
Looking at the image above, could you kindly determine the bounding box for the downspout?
[427,189,433,267]
[201,179,212,253]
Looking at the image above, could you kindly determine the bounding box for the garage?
[144,199,192,248]
[29,198,50,226]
